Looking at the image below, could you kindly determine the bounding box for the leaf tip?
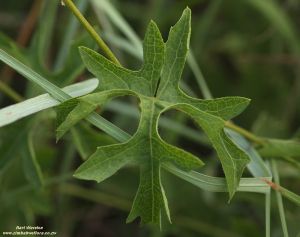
[73,167,101,183]
[182,6,192,21]
[191,158,205,170]
[149,19,157,26]
[145,20,162,41]
[184,6,192,14]
[245,97,251,105]
[73,170,84,180]
[55,130,63,143]
[227,188,236,203]
[78,46,89,55]
[78,46,95,61]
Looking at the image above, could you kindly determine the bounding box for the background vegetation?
[0,0,299,236]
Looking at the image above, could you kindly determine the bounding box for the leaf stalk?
[62,0,121,66]
[225,121,266,145]
[0,81,23,102]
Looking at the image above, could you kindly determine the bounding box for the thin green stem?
[0,81,23,102]
[271,160,289,237]
[225,121,266,145]
[61,183,132,211]
[265,191,271,237]
[62,0,121,66]
[187,51,213,99]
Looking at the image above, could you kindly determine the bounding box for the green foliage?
[0,120,32,171]
[1,0,300,236]
[56,8,251,225]
[258,139,300,158]
[21,132,44,189]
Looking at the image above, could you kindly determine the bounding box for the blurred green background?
[0,0,299,236]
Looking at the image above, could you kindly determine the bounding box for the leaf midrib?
[148,99,156,221]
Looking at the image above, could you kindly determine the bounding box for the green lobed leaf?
[73,95,204,226]
[164,103,250,198]
[56,8,250,225]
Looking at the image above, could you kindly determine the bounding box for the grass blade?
[271,160,289,237]
[163,164,271,194]
[34,0,58,64]
[187,51,213,99]
[0,79,99,127]
[265,190,271,237]
[90,0,142,53]
[226,129,271,177]
[0,49,68,101]
[0,48,130,142]
[103,32,142,59]
[227,130,272,237]
[279,187,300,206]
[21,132,44,189]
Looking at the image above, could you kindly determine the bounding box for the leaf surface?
[56,8,250,225]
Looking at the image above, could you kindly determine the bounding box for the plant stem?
[2,173,73,200]
[225,121,266,145]
[62,0,121,66]
[271,160,289,237]
[62,183,132,211]
[187,51,213,99]
[0,81,23,102]
[265,191,271,237]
